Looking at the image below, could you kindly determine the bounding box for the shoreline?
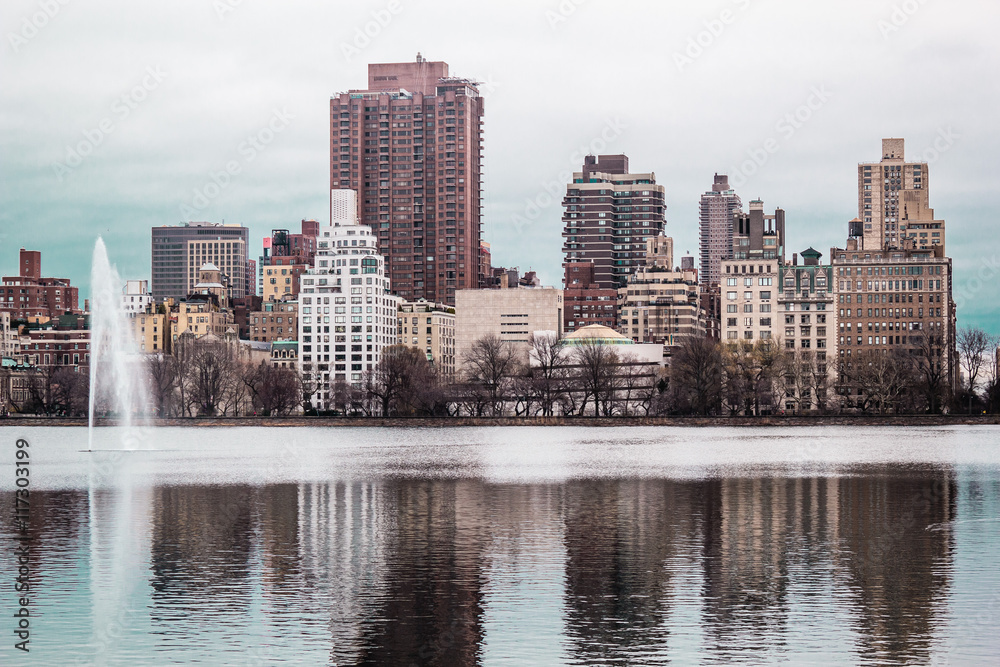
[1,415,998,428]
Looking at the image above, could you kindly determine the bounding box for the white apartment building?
[299,190,398,408]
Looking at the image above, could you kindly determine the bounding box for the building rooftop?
[561,324,634,346]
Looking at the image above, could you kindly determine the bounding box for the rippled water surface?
[1,425,999,665]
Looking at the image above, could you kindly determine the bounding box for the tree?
[667,336,722,415]
[463,334,520,417]
[912,333,949,414]
[572,338,620,416]
[361,345,436,416]
[244,363,300,416]
[722,339,788,415]
[957,326,994,414]
[525,332,568,416]
[188,338,237,416]
[147,354,178,417]
[851,349,915,414]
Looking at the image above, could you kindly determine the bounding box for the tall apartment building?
[330,55,484,305]
[563,262,618,335]
[618,235,704,346]
[151,222,249,302]
[299,190,399,406]
[720,200,785,343]
[777,249,836,412]
[831,238,956,404]
[398,299,456,383]
[857,138,944,253]
[454,287,563,372]
[561,154,667,290]
[699,173,742,287]
[1,311,18,358]
[1,249,80,322]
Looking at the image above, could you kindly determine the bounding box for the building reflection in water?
[1,466,957,664]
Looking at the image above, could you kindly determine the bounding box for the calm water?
[1,426,999,665]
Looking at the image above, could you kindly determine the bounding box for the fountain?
[88,237,149,450]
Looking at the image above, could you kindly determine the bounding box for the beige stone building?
[170,301,235,344]
[399,299,456,383]
[262,259,309,303]
[777,249,836,412]
[857,138,944,253]
[127,310,169,354]
[455,287,563,372]
[1,311,18,358]
[618,235,704,347]
[720,200,785,343]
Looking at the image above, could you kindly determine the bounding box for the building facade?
[561,154,667,290]
[330,55,484,304]
[563,261,618,335]
[248,300,298,343]
[258,222,319,295]
[299,190,399,406]
[398,299,457,383]
[454,287,563,372]
[831,238,956,406]
[262,257,309,303]
[618,235,704,347]
[122,280,154,313]
[857,138,944,253]
[151,222,249,302]
[720,200,785,343]
[1,249,80,322]
[777,248,836,412]
[699,173,742,287]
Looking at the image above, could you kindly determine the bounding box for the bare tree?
[146,354,178,417]
[912,332,949,414]
[572,338,620,416]
[188,339,236,416]
[722,340,788,416]
[463,334,520,417]
[957,326,994,414]
[361,345,437,416]
[667,336,722,415]
[243,362,300,416]
[850,349,915,414]
[525,332,568,416]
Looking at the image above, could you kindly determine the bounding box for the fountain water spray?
[88,238,149,450]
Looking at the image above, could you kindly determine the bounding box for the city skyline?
[2,0,997,333]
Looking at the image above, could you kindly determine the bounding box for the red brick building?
[563,261,618,334]
[330,55,485,305]
[1,249,80,322]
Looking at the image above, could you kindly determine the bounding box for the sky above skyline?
[2,0,998,333]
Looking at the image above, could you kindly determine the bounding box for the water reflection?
[0,468,973,665]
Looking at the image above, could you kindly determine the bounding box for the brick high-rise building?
[330,55,484,305]
[563,261,618,335]
[857,138,944,253]
[151,222,249,302]
[831,238,957,406]
[699,173,742,287]
[1,248,80,322]
[561,155,666,290]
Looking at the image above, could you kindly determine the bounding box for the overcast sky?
[2,0,998,333]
